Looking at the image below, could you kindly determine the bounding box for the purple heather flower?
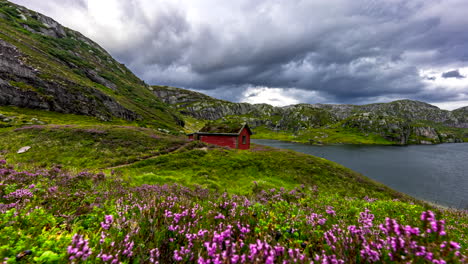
[100,215,113,230]
[326,206,336,216]
[449,241,461,250]
[67,234,91,261]
[307,213,327,227]
[364,196,378,202]
[214,213,226,219]
[4,188,33,199]
[48,186,58,193]
[149,248,160,263]
[359,209,375,230]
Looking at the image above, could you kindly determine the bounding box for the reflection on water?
[252,139,468,209]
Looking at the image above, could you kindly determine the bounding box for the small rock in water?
[17,146,31,154]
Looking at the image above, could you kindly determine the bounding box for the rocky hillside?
[0,1,181,130]
[152,86,468,144]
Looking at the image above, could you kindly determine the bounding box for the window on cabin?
[242,135,246,144]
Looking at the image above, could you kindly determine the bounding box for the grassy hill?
[0,0,182,130]
[1,105,467,263]
[1,149,467,263]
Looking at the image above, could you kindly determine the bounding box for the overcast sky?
[10,0,468,109]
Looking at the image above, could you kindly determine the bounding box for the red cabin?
[188,123,252,150]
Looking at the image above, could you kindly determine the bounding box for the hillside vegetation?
[0,0,182,130]
[153,86,468,145]
[1,161,467,263]
[1,105,467,263]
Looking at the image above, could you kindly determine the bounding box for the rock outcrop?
[452,106,468,128]
[0,39,137,121]
[0,1,180,128]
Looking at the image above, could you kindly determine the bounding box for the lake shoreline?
[252,139,468,210]
[252,136,467,147]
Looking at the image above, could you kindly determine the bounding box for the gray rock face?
[84,69,117,91]
[0,39,36,79]
[452,106,468,128]
[153,86,279,121]
[13,5,67,38]
[0,40,138,121]
[359,100,463,128]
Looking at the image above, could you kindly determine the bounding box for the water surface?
[252,139,468,209]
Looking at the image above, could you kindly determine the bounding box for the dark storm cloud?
[10,0,468,107]
[112,5,192,67]
[442,70,465,79]
[137,0,468,105]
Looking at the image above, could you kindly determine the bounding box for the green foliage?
[8,81,37,92]
[0,2,20,19]
[0,106,136,127]
[117,145,411,201]
[0,123,187,169]
[252,125,395,145]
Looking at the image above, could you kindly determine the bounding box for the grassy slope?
[0,106,463,208]
[0,107,467,261]
[0,106,187,169]
[251,125,395,145]
[0,106,423,202]
[116,144,404,199]
[1,166,466,263]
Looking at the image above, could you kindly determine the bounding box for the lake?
[252,139,468,209]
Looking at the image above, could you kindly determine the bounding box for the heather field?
[0,108,467,263]
[0,160,466,263]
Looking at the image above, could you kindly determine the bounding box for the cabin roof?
[188,123,252,136]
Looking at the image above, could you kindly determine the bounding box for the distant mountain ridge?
[0,0,181,129]
[152,86,468,145]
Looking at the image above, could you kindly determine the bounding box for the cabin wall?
[237,128,251,150]
[199,135,237,149]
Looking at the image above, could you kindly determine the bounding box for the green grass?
[0,106,138,127]
[252,125,395,145]
[116,144,414,200]
[0,124,187,169]
[180,114,206,133]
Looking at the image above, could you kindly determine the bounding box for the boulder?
[17,146,31,154]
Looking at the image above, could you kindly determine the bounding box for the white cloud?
[431,100,468,111]
[419,67,468,94]
[239,86,326,107]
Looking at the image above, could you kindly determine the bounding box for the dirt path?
[105,142,192,170]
